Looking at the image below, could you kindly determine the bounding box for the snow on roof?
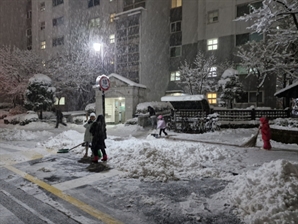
[161,94,207,102]
[29,74,52,85]
[274,81,298,97]
[109,73,147,89]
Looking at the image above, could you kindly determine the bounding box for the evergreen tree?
[218,69,243,108]
[24,74,56,119]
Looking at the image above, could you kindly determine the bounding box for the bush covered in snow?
[135,101,173,116]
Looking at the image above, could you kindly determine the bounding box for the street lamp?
[93,42,105,74]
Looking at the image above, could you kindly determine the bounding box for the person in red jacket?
[259,116,272,150]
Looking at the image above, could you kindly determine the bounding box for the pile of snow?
[136,101,173,115]
[0,128,51,141]
[106,136,243,182]
[40,130,82,149]
[226,160,298,223]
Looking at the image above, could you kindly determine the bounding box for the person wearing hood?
[82,112,96,158]
[89,114,108,163]
[259,116,271,150]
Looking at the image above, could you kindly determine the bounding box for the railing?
[211,108,291,121]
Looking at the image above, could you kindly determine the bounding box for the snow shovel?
[241,129,259,147]
[57,142,84,153]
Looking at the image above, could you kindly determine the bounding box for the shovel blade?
[57,148,70,153]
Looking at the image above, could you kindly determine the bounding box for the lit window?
[207,93,217,104]
[40,2,45,11]
[170,21,181,33]
[110,34,115,43]
[41,21,45,30]
[89,17,100,28]
[207,38,218,51]
[208,10,218,23]
[170,71,180,81]
[170,46,181,58]
[110,13,115,22]
[54,97,65,105]
[52,0,63,7]
[88,0,100,8]
[208,67,217,77]
[171,0,182,8]
[40,41,46,49]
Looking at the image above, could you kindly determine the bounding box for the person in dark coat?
[53,108,67,128]
[147,106,157,129]
[89,114,108,162]
[259,116,271,150]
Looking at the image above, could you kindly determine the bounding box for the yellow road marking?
[4,165,123,224]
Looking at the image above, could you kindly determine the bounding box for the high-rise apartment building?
[0,0,31,50]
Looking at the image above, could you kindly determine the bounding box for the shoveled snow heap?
[225,159,298,223]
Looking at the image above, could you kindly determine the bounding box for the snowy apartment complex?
[1,0,277,121]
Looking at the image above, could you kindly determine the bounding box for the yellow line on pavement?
[4,165,123,224]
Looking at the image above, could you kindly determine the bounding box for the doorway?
[105,97,126,123]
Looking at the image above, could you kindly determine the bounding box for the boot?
[101,155,108,161]
[92,156,99,163]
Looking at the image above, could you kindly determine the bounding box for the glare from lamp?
[93,43,102,52]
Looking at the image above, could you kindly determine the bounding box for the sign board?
[98,75,110,91]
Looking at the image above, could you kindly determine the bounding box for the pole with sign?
[97,75,110,118]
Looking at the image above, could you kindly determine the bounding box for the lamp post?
[93,42,106,74]
[93,42,110,119]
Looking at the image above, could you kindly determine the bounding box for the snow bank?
[40,130,82,149]
[229,160,298,223]
[0,128,51,141]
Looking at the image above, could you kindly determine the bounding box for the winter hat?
[90,112,96,117]
[158,115,163,119]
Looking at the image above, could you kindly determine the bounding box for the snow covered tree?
[218,68,244,108]
[236,0,298,47]
[179,51,217,95]
[24,74,56,119]
[0,46,45,106]
[236,40,296,106]
[235,0,298,90]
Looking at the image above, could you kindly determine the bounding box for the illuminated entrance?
[105,97,126,123]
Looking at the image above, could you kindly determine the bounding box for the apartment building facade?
[169,0,276,108]
[27,0,277,121]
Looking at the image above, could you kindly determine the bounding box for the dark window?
[26,29,32,37]
[170,21,181,33]
[41,21,45,30]
[236,92,248,103]
[249,92,263,103]
[236,33,263,46]
[124,0,145,11]
[237,1,262,17]
[88,0,100,8]
[52,37,64,47]
[40,2,45,11]
[53,0,63,7]
[53,16,64,26]
[170,46,181,58]
[128,26,139,36]
[236,33,249,46]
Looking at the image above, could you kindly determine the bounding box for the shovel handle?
[69,142,84,151]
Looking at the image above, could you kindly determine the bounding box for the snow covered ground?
[0,113,298,223]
